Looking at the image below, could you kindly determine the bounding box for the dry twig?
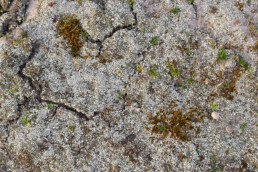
[1,0,9,11]
[9,0,20,13]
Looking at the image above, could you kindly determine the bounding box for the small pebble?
[195,75,201,82]
[205,78,209,85]
[226,126,233,133]
[211,112,220,120]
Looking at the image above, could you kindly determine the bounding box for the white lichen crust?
[0,0,257,171]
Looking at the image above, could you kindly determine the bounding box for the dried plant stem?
[1,0,9,11]
[9,0,20,13]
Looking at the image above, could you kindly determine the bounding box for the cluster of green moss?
[165,60,180,78]
[171,8,180,14]
[56,16,83,57]
[127,0,135,8]
[169,64,180,78]
[68,125,76,132]
[187,0,194,4]
[238,56,249,69]
[165,59,196,89]
[217,49,227,60]
[151,36,158,46]
[146,103,204,141]
[147,67,158,78]
[21,116,30,126]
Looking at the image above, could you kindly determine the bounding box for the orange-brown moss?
[15,148,40,171]
[56,15,83,57]
[146,103,204,141]
[234,2,245,11]
[98,55,111,63]
[209,7,217,14]
[217,66,242,100]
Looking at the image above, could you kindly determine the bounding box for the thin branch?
[1,0,9,11]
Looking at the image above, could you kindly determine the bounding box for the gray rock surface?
[0,0,257,171]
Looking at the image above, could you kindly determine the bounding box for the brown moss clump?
[146,103,204,141]
[217,66,242,100]
[56,15,83,57]
[15,148,40,171]
[98,55,111,63]
[234,2,245,11]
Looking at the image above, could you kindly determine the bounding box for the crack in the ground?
[121,62,139,113]
[17,40,90,121]
[0,0,28,38]
[14,4,139,122]
[190,2,198,19]
[103,5,138,42]
[41,98,90,121]
[85,3,138,58]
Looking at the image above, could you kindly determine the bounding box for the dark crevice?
[51,106,58,118]
[98,22,136,54]
[18,40,42,101]
[84,33,102,57]
[121,57,138,112]
[41,98,90,121]
[89,0,106,10]
[1,19,12,35]
[98,0,106,10]
[93,111,101,117]
[17,40,90,121]
[16,4,139,120]
[8,40,42,126]
[86,3,138,58]
[95,22,137,57]
[0,0,28,38]
[121,93,127,112]
[131,3,138,27]
[100,2,138,43]
[23,0,30,20]
[192,3,198,19]
[187,1,198,19]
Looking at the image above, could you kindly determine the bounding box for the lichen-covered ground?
[0,0,257,171]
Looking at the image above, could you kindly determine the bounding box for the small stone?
[195,75,201,82]
[211,112,220,120]
[205,78,209,85]
[226,126,233,133]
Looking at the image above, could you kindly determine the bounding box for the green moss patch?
[171,8,180,14]
[238,56,249,69]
